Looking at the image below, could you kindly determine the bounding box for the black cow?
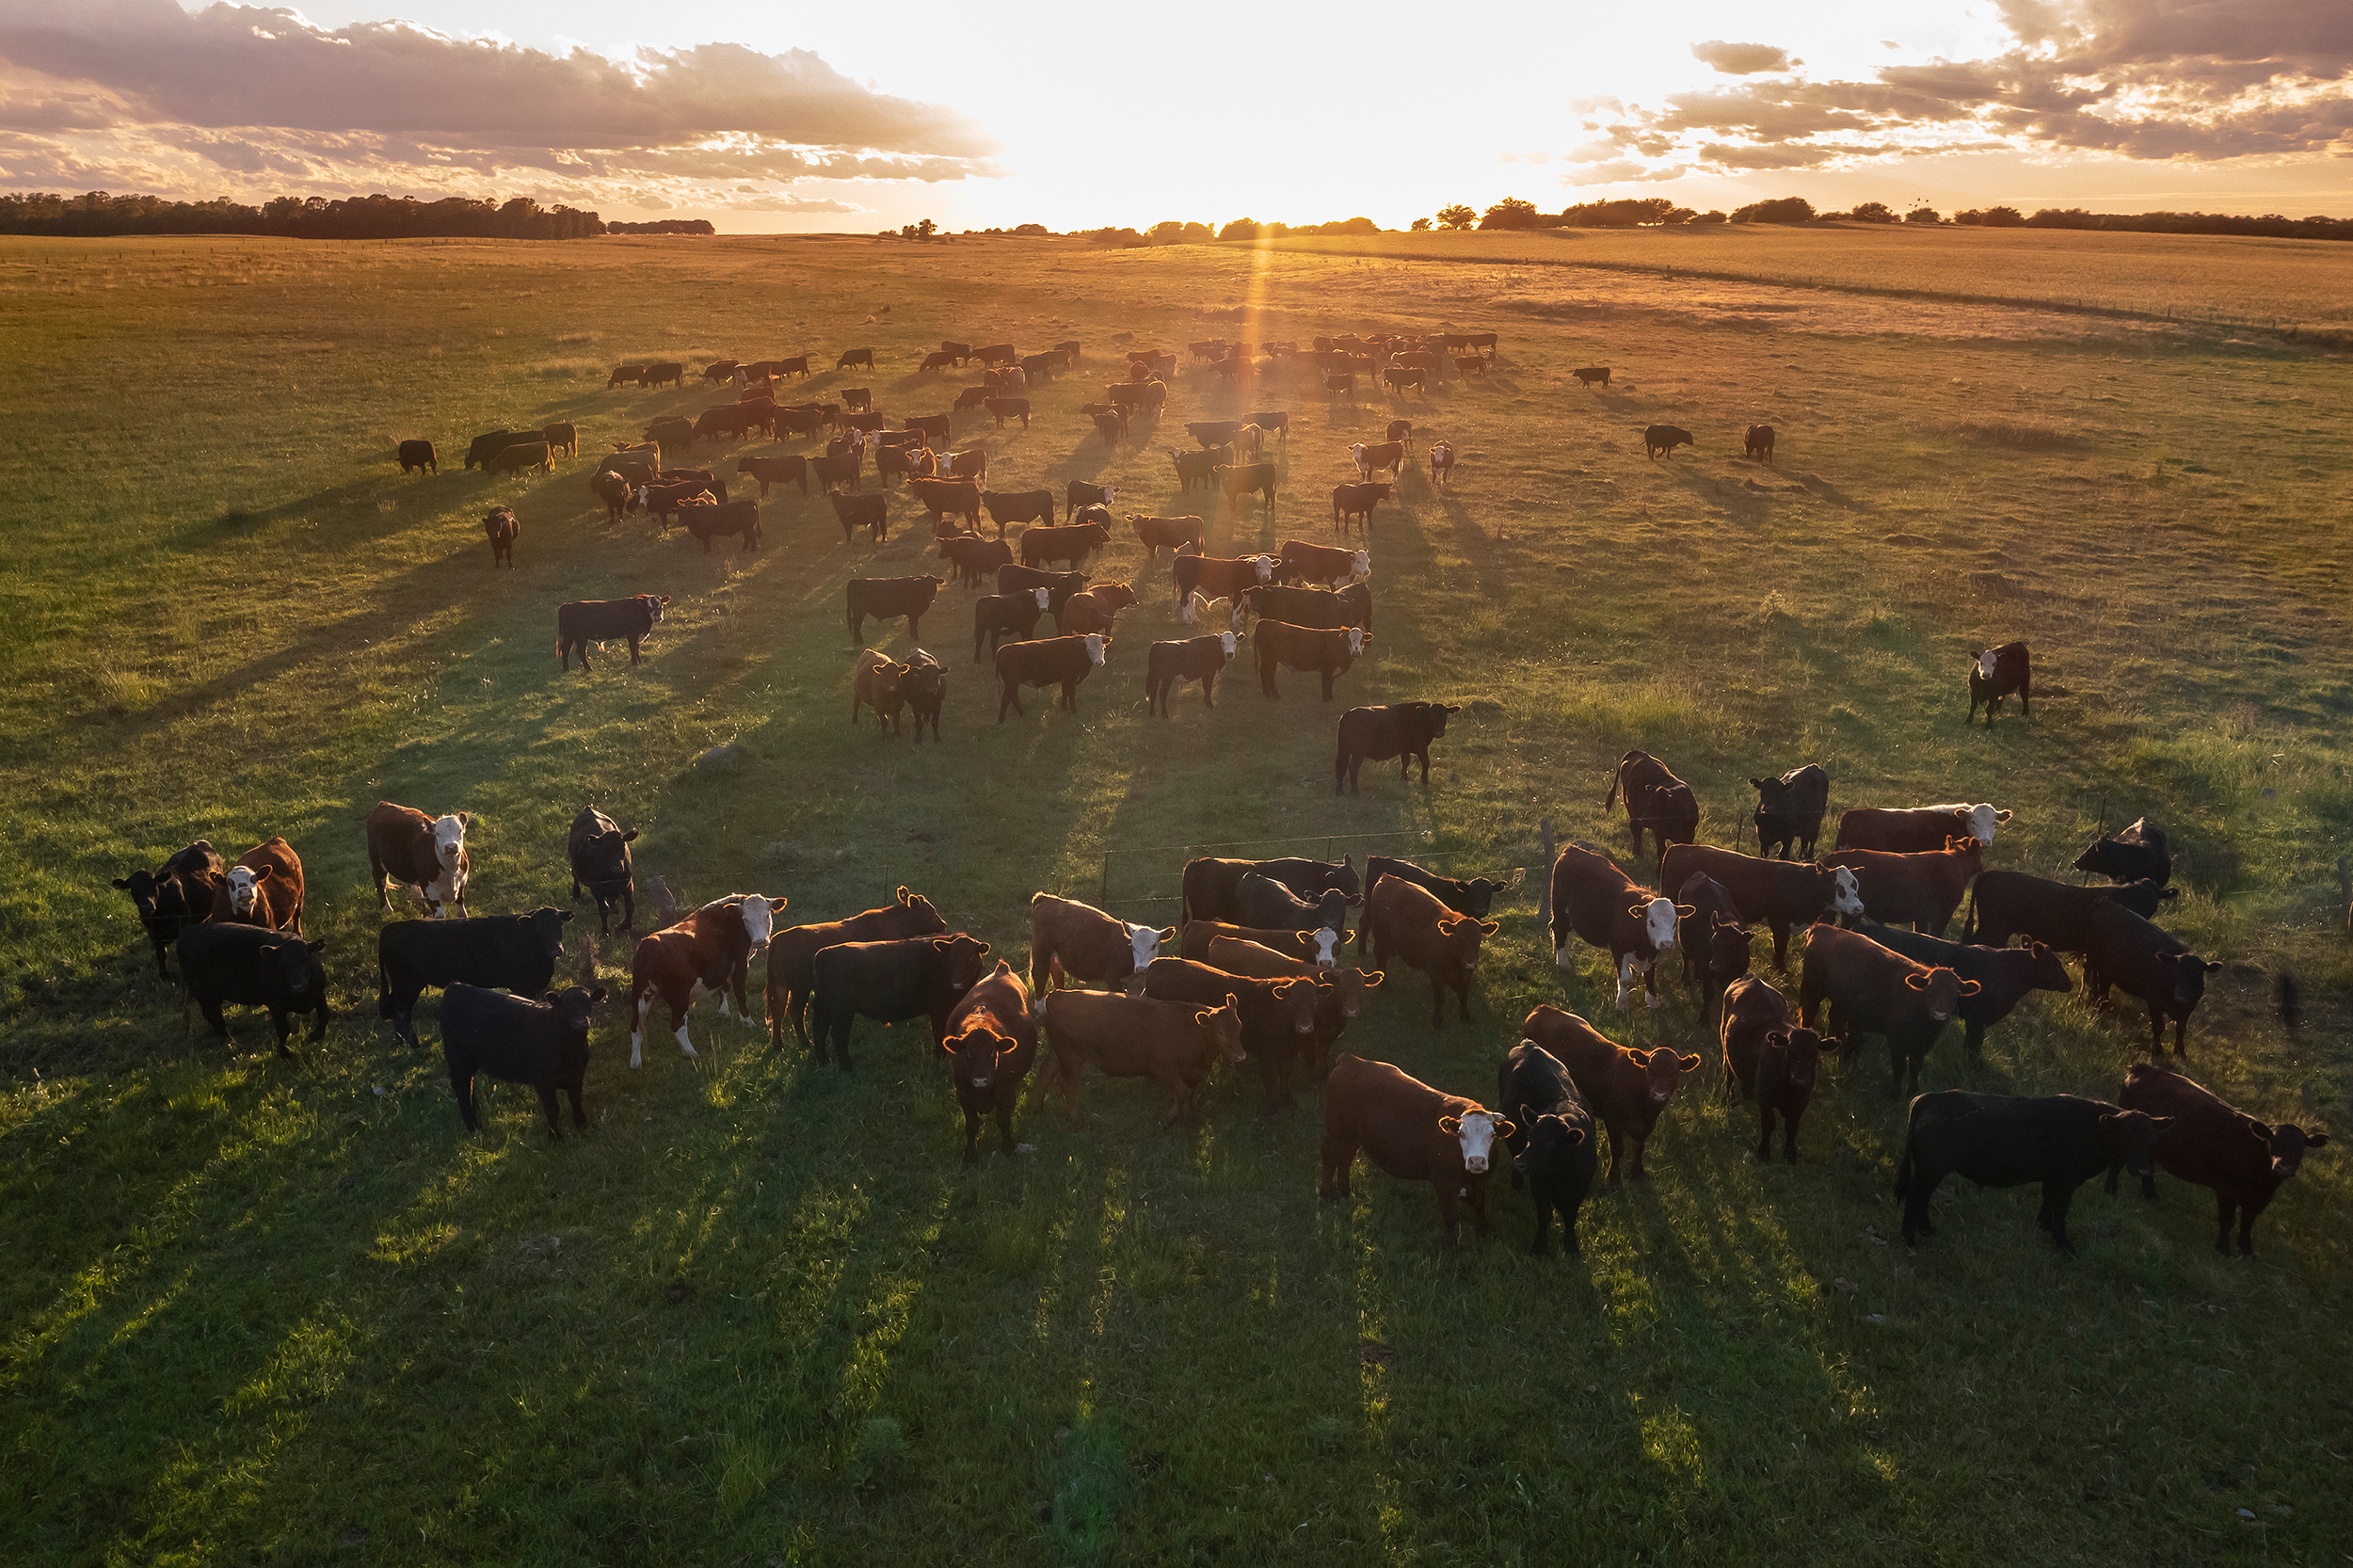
[1236,872,1348,936]
[904,650,945,743]
[440,982,604,1138]
[1967,641,2031,722]
[1642,424,1694,459]
[398,440,438,475]
[974,591,1047,663]
[378,907,573,1048]
[1897,1091,2169,1254]
[683,498,760,554]
[1750,764,1830,858]
[847,577,942,644]
[830,491,888,542]
[1245,582,1373,633]
[2073,817,2169,887]
[1964,871,2177,951]
[1496,1040,1596,1256]
[1144,632,1238,714]
[464,429,532,471]
[1180,855,1360,925]
[1335,701,1458,794]
[568,807,637,935]
[2082,902,2223,1055]
[113,840,222,977]
[808,934,993,1071]
[1861,921,2072,1062]
[557,595,669,672]
[1362,856,1508,920]
[177,922,328,1055]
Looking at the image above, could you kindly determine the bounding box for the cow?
[397,439,438,475]
[1573,366,1610,390]
[1255,622,1369,700]
[1863,921,2072,1063]
[1245,582,1373,635]
[1967,641,2031,722]
[913,446,988,484]
[1029,892,1173,995]
[984,396,1031,430]
[938,533,1014,588]
[1798,922,1978,1096]
[1215,463,1279,512]
[629,894,788,1066]
[1237,873,1350,937]
[760,888,950,1048]
[607,364,647,389]
[565,807,637,936]
[636,478,717,529]
[702,360,741,386]
[1032,988,1243,1126]
[2120,1063,2330,1256]
[779,407,833,440]
[1180,856,1359,927]
[488,440,552,475]
[830,491,888,543]
[812,451,862,493]
[1382,367,1424,395]
[437,982,603,1139]
[1331,482,1390,534]
[973,590,1048,663]
[1494,1043,1594,1254]
[1093,409,1128,447]
[1129,513,1205,559]
[1019,520,1111,571]
[939,960,1037,1162]
[1173,551,1275,615]
[691,406,760,447]
[1125,630,1237,715]
[1060,582,1134,637]
[464,429,532,471]
[1825,837,1985,936]
[995,632,1108,718]
[1642,425,1694,459]
[903,650,945,744]
[1182,921,1352,969]
[1523,1005,1698,1188]
[1018,353,1056,380]
[1964,871,2176,952]
[978,343,1017,367]
[977,488,1054,537]
[377,907,573,1048]
[1349,441,1405,481]
[846,576,942,645]
[1364,875,1497,1028]
[214,837,304,933]
[841,388,873,412]
[1246,410,1289,442]
[1335,701,1457,794]
[2081,901,2223,1056]
[1600,749,1699,864]
[479,505,519,567]
[1719,974,1831,1162]
[1674,872,1749,1008]
[1360,857,1509,923]
[1229,424,1264,461]
[937,341,975,366]
[838,347,875,371]
[1718,972,1792,1103]
[1751,765,1831,858]
[2073,817,2170,886]
[1427,440,1456,490]
[1836,803,2011,853]
[906,476,983,533]
[736,455,808,499]
[643,361,685,389]
[1547,841,1686,1012]
[684,498,760,555]
[557,594,669,673]
[1276,541,1369,589]
[112,840,221,978]
[1320,1055,1513,1248]
[366,802,472,919]
[176,922,328,1056]
[1657,844,1864,969]
[851,648,910,734]
[1742,424,1776,463]
[1065,481,1117,517]
[807,932,993,1071]
[1203,936,1379,1083]
[1325,374,1355,399]
[540,421,578,458]
[590,470,633,523]
[997,565,1089,630]
[1897,1091,2168,1254]
[1168,447,1227,492]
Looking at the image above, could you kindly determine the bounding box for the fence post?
[1536,817,1554,929]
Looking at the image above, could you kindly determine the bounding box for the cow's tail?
[1602,760,1622,810]
[1961,882,1980,942]
[376,952,395,1020]
[1894,1125,1916,1205]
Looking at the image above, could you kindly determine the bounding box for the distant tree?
[1905,205,1943,225]
[1480,197,1542,231]
[1148,220,1188,243]
[1218,216,1260,240]
[1664,207,1697,225]
[1011,223,1050,235]
[1731,196,1817,224]
[1692,210,1728,224]
[1410,216,1431,232]
[1436,204,1476,231]
[1089,226,1146,247]
[1956,205,2025,227]
[1848,201,1897,223]
[1561,198,1674,228]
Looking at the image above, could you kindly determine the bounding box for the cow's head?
[1249,555,1275,582]
[1349,442,1367,461]
[893,886,949,935]
[1641,1047,1703,1106]
[266,936,326,994]
[112,868,161,917]
[542,984,606,1055]
[431,813,471,871]
[1705,914,1752,984]
[1345,628,1369,658]
[1960,804,2011,842]
[1825,865,1864,917]
[527,906,574,962]
[1217,630,1238,659]
[1633,895,1684,951]
[645,594,671,619]
[2154,949,2223,1009]
[1125,922,1176,977]
[579,822,637,880]
[1525,1112,1589,1168]
[1264,976,1319,1036]
[1298,927,1346,967]
[1436,912,1502,974]
[1972,648,1998,680]
[2252,1121,2330,1183]
[2023,940,2073,993]
[1760,1027,1830,1093]
[936,934,993,991]
[1426,703,1461,739]
[1900,965,1980,1020]
[1350,549,1370,578]
[1436,1108,1514,1175]
[1324,967,1383,1018]
[1192,997,1247,1065]
[1082,633,1107,666]
[738,895,789,952]
[1751,775,1789,808]
[2098,1108,2174,1181]
[946,1003,1016,1093]
[1100,487,1118,505]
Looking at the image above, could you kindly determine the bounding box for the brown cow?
[1254,622,1369,700]
[763,888,948,1048]
[1363,876,1497,1028]
[830,491,888,543]
[1144,631,1239,714]
[2120,1062,2330,1256]
[1215,462,1279,512]
[941,960,1038,1162]
[1129,513,1205,559]
[1797,922,1977,1096]
[1836,803,2011,854]
[1350,440,1406,480]
[1181,920,1352,968]
[995,632,1109,718]
[366,802,472,919]
[1173,550,1276,616]
[1143,957,1321,1109]
[1523,1004,1699,1188]
[629,894,788,1066]
[1032,989,1243,1125]
[1319,1054,1513,1248]
[1028,892,1174,995]
[851,649,909,735]
[1060,582,1135,637]
[1276,540,1369,588]
[483,506,519,567]
[1546,841,1687,1012]
[214,838,305,933]
[1719,974,1832,1161]
[1204,935,1381,1083]
[1330,482,1389,534]
[1657,844,1864,969]
[1744,424,1775,462]
[1824,837,1985,936]
[1603,749,1699,862]
[907,476,984,532]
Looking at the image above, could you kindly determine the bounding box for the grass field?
[2,230,2349,1566]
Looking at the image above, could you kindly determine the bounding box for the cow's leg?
[630,985,649,1068]
[1529,1192,1552,1256]
[1644,963,1662,1010]
[2213,1194,2234,1255]
[1769,919,1791,970]
[1434,1184,1461,1250]
[994,1087,1017,1156]
[961,1101,982,1164]
[535,1085,563,1138]
[1418,749,1433,785]
[450,1060,479,1130]
[1784,1102,1803,1164]
[270,1008,296,1060]
[1756,1103,1774,1160]
[1602,1128,1624,1191]
[1613,955,1636,1013]
[2237,1200,2259,1256]
[2044,1181,2079,1254]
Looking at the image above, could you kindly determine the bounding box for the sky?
[2,0,2350,230]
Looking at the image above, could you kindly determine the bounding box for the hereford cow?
[1750,764,1831,857]
[557,594,668,672]
[1967,641,2031,722]
[1799,922,1977,1096]
[377,907,572,1048]
[1129,513,1205,559]
[846,576,942,644]
[1836,803,2011,853]
[367,802,471,919]
[1655,845,1859,968]
[1276,541,1369,588]
[1330,482,1390,534]
[1365,875,1498,1027]
[176,922,328,1056]
[2082,902,2223,1056]
[940,960,1038,1161]
[1523,1004,1698,1188]
[1495,1040,1596,1255]
[2073,817,2169,886]
[2121,1062,2330,1256]
[629,894,788,1066]
[1032,990,1243,1126]
[1548,841,1686,1011]
[1897,1091,2167,1253]
[1029,892,1173,995]
[214,837,304,933]
[1182,921,1351,968]
[995,632,1108,718]
[1255,622,1369,700]
[397,440,438,475]
[1335,701,1458,794]
[763,888,949,1048]
[1321,1055,1512,1247]
[1642,424,1694,459]
[567,807,636,936]
[1144,632,1239,713]
[1173,552,1275,615]
[1427,440,1456,491]
[1348,441,1405,482]
[1964,871,2176,952]
[1824,837,1985,936]
[112,840,221,978]
[1864,921,2072,1062]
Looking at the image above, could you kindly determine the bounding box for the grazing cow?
[762,888,949,1048]
[1642,425,1694,459]
[557,594,669,672]
[215,837,304,933]
[1799,922,1977,1096]
[1237,873,1351,937]
[1180,856,1360,926]
[1331,482,1390,533]
[1496,1041,1596,1256]
[1573,366,1610,390]
[939,961,1037,1161]
[1751,764,1831,857]
[2121,1063,2330,1256]
[1018,353,1056,379]
[776,406,831,440]
[1349,441,1406,481]
[812,451,862,493]
[1255,622,1369,700]
[176,922,328,1055]
[982,488,1054,536]
[1720,977,1830,1163]
[377,907,572,1048]
[938,533,1013,588]
[642,361,684,390]
[1836,803,2011,853]
[846,576,942,645]
[1186,421,1245,452]
[995,632,1109,718]
[1335,701,1457,794]
[772,355,810,379]
[997,565,1089,629]
[629,894,788,1066]
[1365,876,1497,1028]
[1864,921,2072,1063]
[1967,640,2031,722]
[684,498,760,554]
[488,440,552,475]
[1276,541,1369,588]
[1964,871,2175,952]
[736,455,808,499]
[590,471,633,523]
[1427,440,1456,490]
[1825,837,1985,936]
[851,649,910,734]
[2081,901,2223,1056]
[607,364,646,389]
[806,931,993,1069]
[1129,513,1205,558]
[838,347,875,371]
[1321,1055,1512,1247]
[1216,463,1280,512]
[1523,1005,1698,1188]
[1547,841,1686,1011]
[829,490,888,543]
[1657,844,1864,969]
[907,476,984,532]
[692,406,762,447]
[480,504,520,568]
[397,439,438,475]
[1382,367,1424,395]
[1898,1091,2167,1253]
[973,591,1048,663]
[112,840,222,978]
[440,982,602,1138]
[366,802,472,919]
[1743,424,1776,463]
[1065,480,1117,515]
[1060,582,1134,637]
[1032,989,1243,1126]
[2073,817,2170,887]
[1144,632,1239,714]
[542,422,578,458]
[1019,520,1111,571]
[1029,892,1173,995]
[702,360,741,386]
[464,429,531,471]
[1173,551,1275,614]
[567,806,636,936]
[1603,750,1700,862]
[1674,872,1749,1007]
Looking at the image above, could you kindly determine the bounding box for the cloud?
[0,0,994,212]
[1562,160,1690,185]
[1690,40,1794,76]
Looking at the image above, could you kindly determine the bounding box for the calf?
[1330,482,1390,534]
[1967,641,2031,722]
[1523,1004,1698,1188]
[1019,520,1111,571]
[1718,972,1791,1103]
[763,888,948,1048]
[995,632,1109,718]
[1060,582,1135,637]
[1752,1019,1830,1163]
[1836,803,2010,853]
[1144,957,1321,1108]
[1657,843,1864,968]
[1320,1054,1513,1248]
[1825,837,1984,936]
[1750,764,1830,857]
[2081,901,2222,1056]
[941,961,1038,1162]
[903,650,945,743]
[1674,871,1749,1010]
[1365,875,1497,1027]
[215,837,305,933]
[831,491,888,542]
[1603,749,1699,862]
[983,488,1055,536]
[1173,551,1275,614]
[176,921,328,1056]
[567,806,637,935]
[557,594,669,672]
[807,931,991,1071]
[2120,1063,2330,1256]
[2073,816,2169,886]
[378,907,572,1048]
[1496,1041,1596,1255]
[440,983,603,1138]
[1128,512,1205,559]
[1028,892,1173,995]
[1964,870,2175,951]
[398,439,439,474]
[366,801,472,919]
[1642,424,1694,459]
[1743,424,1775,462]
[1032,989,1243,1126]
[1897,1091,2167,1254]
[684,498,760,554]
[112,840,222,978]
[1335,701,1457,793]
[1278,541,1369,588]
[629,894,787,1066]
[851,649,910,734]
[483,506,519,567]
[1547,841,1685,1011]
[847,576,942,644]
[974,591,1047,663]
[1144,631,1238,714]
[1798,922,1977,1096]
[1863,921,2071,1061]
[1255,622,1369,700]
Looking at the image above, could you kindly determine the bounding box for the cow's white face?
[643,597,665,625]
[1219,631,1237,658]
[1308,928,1341,967]
[1351,550,1370,577]
[1346,628,1366,657]
[1447,1110,1507,1174]
[1032,587,1049,610]
[1965,804,2006,842]
[1350,443,1367,463]
[1975,649,1997,679]
[1083,633,1106,665]
[227,866,262,915]
[431,814,468,870]
[1251,556,1274,582]
[1830,866,1864,916]
[1126,924,1166,969]
[634,486,648,505]
[1101,488,1117,504]
[740,896,776,951]
[1642,895,1679,949]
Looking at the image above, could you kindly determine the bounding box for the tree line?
[0,191,610,239]
[1422,196,2353,240]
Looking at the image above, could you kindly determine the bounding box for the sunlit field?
[1,230,2348,1566]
